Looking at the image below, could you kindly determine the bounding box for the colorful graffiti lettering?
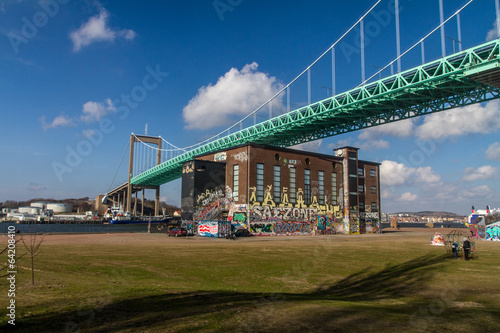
[214,152,226,162]
[232,151,248,162]
[198,221,219,237]
[249,222,313,235]
[250,223,274,235]
[274,222,312,235]
[486,223,500,241]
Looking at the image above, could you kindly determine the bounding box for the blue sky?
[0,0,499,215]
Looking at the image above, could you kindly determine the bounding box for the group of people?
[451,238,472,260]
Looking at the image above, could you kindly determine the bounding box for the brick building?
[181,144,381,235]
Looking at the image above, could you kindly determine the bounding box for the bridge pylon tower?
[127,134,162,216]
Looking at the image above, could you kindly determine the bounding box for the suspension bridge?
[104,0,500,214]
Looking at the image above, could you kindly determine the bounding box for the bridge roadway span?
[130,39,500,187]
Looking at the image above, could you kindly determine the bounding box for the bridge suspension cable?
[169,0,384,153]
[360,0,475,87]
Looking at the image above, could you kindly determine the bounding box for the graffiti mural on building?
[350,213,360,234]
[315,215,346,235]
[182,161,194,174]
[250,222,274,235]
[246,184,352,235]
[233,212,248,228]
[214,152,226,162]
[275,222,312,234]
[232,151,248,162]
[486,223,500,241]
[198,221,219,237]
[193,188,231,221]
[249,221,313,235]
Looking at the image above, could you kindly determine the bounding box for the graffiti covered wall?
[486,222,500,241]
[247,184,350,235]
[198,221,218,237]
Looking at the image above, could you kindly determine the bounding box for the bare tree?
[20,226,45,285]
[0,238,26,278]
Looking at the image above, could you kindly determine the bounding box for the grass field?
[1,229,500,332]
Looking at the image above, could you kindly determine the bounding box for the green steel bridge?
[130,38,500,187]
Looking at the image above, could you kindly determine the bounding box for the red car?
[168,228,187,237]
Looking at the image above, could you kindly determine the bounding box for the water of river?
[0,222,148,234]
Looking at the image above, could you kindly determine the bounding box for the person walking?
[463,238,471,261]
[451,241,458,259]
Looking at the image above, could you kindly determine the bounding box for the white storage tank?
[31,202,48,209]
[46,203,73,213]
[18,206,42,215]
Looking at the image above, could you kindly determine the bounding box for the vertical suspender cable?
[307,68,311,104]
[496,0,500,38]
[421,41,425,64]
[287,86,290,113]
[439,0,446,57]
[457,13,463,51]
[360,20,365,83]
[395,0,401,72]
[332,47,336,96]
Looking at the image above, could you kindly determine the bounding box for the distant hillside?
[392,211,466,218]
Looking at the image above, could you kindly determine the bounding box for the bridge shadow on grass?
[17,254,494,333]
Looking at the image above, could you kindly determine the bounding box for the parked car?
[235,228,251,237]
[168,228,187,237]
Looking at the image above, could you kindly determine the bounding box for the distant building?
[46,203,72,214]
[181,144,381,236]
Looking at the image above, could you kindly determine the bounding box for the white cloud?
[70,8,136,52]
[380,160,441,186]
[414,166,441,184]
[487,20,498,41]
[28,182,46,191]
[80,98,115,123]
[40,114,75,131]
[462,165,499,182]
[359,119,414,141]
[291,139,323,152]
[359,139,390,150]
[399,192,418,202]
[182,62,284,130]
[380,160,415,186]
[460,185,493,199]
[415,101,500,140]
[82,129,96,139]
[486,142,500,161]
[381,188,395,200]
[327,139,353,150]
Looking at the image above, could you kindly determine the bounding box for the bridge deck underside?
[128,39,500,188]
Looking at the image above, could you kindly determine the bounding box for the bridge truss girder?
[131,39,500,186]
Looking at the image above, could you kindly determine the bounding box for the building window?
[370,169,376,177]
[371,186,376,194]
[358,185,364,193]
[304,169,311,205]
[290,167,296,204]
[256,163,264,202]
[274,165,281,203]
[331,172,337,205]
[233,164,239,202]
[358,168,364,177]
[318,171,324,205]
[359,202,365,210]
[371,202,377,212]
